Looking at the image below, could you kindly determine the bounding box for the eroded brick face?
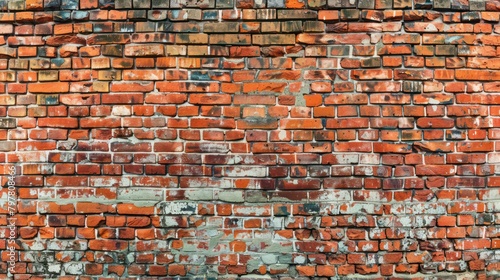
[1,0,500,278]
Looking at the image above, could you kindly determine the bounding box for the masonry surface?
[0,0,499,278]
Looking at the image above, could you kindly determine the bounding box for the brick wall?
[1,0,500,278]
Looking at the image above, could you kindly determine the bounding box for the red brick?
[28,82,69,93]
[456,69,500,81]
[38,118,78,128]
[189,94,231,105]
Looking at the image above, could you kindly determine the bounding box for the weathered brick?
[404,22,444,32]
[175,33,207,44]
[124,44,164,57]
[252,34,295,45]
[204,22,239,33]
[297,33,370,44]
[87,34,130,45]
[210,34,251,45]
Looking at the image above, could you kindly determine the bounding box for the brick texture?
[0,0,500,278]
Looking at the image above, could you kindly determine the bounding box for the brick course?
[0,0,500,278]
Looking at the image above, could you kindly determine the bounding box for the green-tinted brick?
[175,33,208,44]
[135,22,156,32]
[0,141,15,151]
[462,12,481,22]
[282,21,303,33]
[403,81,422,93]
[277,10,317,20]
[159,22,200,33]
[358,0,374,8]
[308,0,327,8]
[340,9,359,20]
[171,0,214,8]
[72,11,89,20]
[99,0,115,9]
[115,0,132,8]
[304,21,325,32]
[62,0,79,9]
[361,57,381,68]
[256,9,277,20]
[436,45,456,56]
[169,9,202,21]
[54,11,72,22]
[204,22,239,33]
[433,0,450,9]
[202,10,218,20]
[133,0,151,8]
[102,45,124,57]
[268,0,285,7]
[0,1,7,11]
[328,0,342,7]
[0,118,15,128]
[469,0,485,10]
[127,10,147,20]
[9,59,29,70]
[152,0,169,7]
[414,0,432,8]
[329,46,350,56]
[341,0,357,7]
[261,22,280,33]
[37,95,60,106]
[39,70,59,81]
[216,0,233,8]
[114,22,135,33]
[43,0,61,10]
